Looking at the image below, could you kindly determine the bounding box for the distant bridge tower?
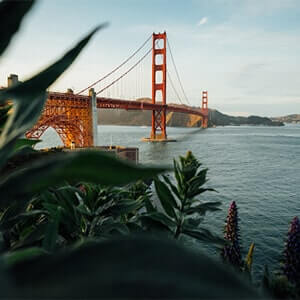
[151,31,167,140]
[202,90,208,128]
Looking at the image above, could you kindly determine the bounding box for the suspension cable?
[167,37,191,105]
[96,47,152,95]
[167,70,184,105]
[77,34,152,95]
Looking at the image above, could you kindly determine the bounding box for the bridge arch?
[26,115,86,148]
[26,93,93,148]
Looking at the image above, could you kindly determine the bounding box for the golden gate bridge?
[24,32,209,147]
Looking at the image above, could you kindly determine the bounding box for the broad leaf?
[144,197,156,213]
[0,104,12,130]
[0,209,47,231]
[8,237,262,299]
[187,187,216,199]
[173,159,184,192]
[4,247,48,267]
[42,207,62,252]
[185,201,221,215]
[182,227,225,246]
[0,0,34,56]
[12,138,40,154]
[0,24,106,169]
[162,174,182,201]
[140,212,176,228]
[108,199,143,216]
[94,218,129,237]
[12,224,47,250]
[154,178,178,219]
[0,151,166,208]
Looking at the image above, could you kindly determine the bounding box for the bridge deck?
[48,92,208,117]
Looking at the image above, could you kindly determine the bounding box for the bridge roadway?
[48,92,208,118]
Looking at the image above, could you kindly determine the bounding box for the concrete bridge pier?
[89,88,98,147]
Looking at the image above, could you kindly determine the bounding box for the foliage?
[0,0,294,298]
[1,236,261,299]
[152,151,224,245]
[0,181,153,251]
[262,266,299,300]
[0,0,167,253]
[261,217,300,299]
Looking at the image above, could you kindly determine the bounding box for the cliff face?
[97,106,284,127]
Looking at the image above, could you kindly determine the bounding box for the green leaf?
[108,199,143,216]
[42,203,59,217]
[0,0,35,56]
[182,227,225,246]
[144,197,156,213]
[12,224,47,250]
[0,24,107,169]
[54,186,80,213]
[184,217,203,228]
[187,170,207,187]
[187,187,216,199]
[140,212,176,228]
[76,204,93,217]
[8,237,262,299]
[94,217,129,236]
[126,222,144,233]
[3,247,48,266]
[0,151,167,208]
[0,202,27,228]
[0,104,12,130]
[0,209,48,231]
[12,138,40,154]
[173,159,184,192]
[162,174,182,201]
[185,201,221,216]
[154,178,178,218]
[42,207,62,252]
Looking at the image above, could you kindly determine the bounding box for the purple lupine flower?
[221,201,242,268]
[282,216,300,286]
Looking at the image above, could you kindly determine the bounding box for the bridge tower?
[202,90,209,128]
[89,88,98,146]
[151,31,167,140]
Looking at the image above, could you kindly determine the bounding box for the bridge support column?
[89,88,98,146]
[143,32,175,142]
[151,32,167,140]
[202,91,209,129]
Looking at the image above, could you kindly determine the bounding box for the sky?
[1,0,300,117]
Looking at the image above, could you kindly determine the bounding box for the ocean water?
[37,123,300,281]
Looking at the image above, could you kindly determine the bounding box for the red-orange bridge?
[25,32,209,147]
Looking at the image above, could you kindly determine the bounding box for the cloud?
[197,17,208,26]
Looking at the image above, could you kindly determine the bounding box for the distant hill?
[97,100,284,127]
[271,114,300,124]
[210,110,284,127]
